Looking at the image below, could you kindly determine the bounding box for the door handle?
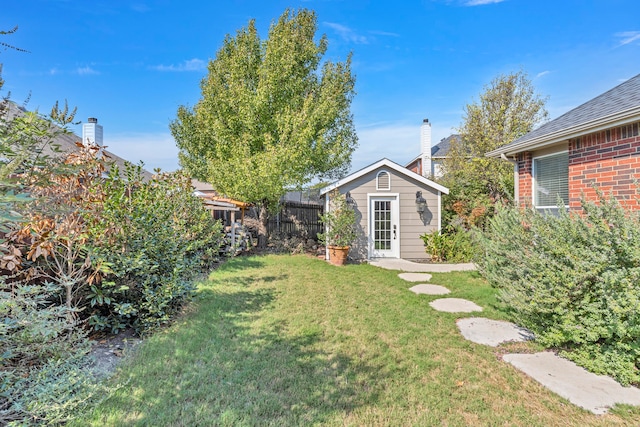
[393,224,397,240]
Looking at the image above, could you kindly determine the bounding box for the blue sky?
[2,0,640,176]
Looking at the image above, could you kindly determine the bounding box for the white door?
[369,196,399,258]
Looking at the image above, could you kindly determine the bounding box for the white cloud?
[369,30,400,38]
[615,31,640,46]
[535,70,551,79]
[464,0,505,5]
[151,58,207,72]
[324,22,369,44]
[76,66,99,75]
[106,132,180,172]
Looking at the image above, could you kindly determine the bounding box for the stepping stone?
[429,298,482,313]
[503,352,640,414]
[456,317,534,347]
[398,272,432,282]
[409,284,450,295]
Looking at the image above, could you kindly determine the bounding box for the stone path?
[409,284,450,295]
[503,352,640,415]
[371,258,475,272]
[429,298,482,313]
[398,272,432,282]
[457,317,534,347]
[382,259,640,414]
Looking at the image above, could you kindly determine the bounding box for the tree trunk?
[257,201,269,248]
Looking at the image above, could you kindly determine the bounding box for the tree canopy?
[441,70,548,229]
[170,9,357,244]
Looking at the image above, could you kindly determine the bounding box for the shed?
[320,158,449,261]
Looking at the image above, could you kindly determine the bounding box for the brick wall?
[517,151,532,206]
[406,159,421,176]
[516,122,640,209]
[567,122,640,210]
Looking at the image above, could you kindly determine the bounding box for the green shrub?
[421,226,478,263]
[86,166,225,334]
[477,194,640,385]
[0,280,114,426]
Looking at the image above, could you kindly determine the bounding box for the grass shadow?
[90,282,386,425]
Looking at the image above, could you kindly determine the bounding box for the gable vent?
[376,170,390,190]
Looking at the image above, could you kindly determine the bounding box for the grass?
[74,255,639,426]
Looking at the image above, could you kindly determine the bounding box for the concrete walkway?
[370,258,475,272]
[392,259,640,414]
[504,352,640,415]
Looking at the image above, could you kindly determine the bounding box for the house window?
[533,151,568,211]
[376,171,390,190]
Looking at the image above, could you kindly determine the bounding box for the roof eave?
[320,158,449,196]
[486,106,640,158]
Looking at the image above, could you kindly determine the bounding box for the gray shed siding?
[332,166,440,260]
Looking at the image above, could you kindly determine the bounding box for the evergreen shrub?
[477,193,640,385]
[87,166,225,334]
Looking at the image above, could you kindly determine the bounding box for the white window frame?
[366,193,400,258]
[376,170,391,191]
[532,150,569,210]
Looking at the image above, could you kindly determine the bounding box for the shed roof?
[487,73,640,157]
[320,158,449,196]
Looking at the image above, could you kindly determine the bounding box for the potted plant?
[318,190,357,266]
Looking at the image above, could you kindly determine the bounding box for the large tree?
[441,70,548,228]
[171,9,357,246]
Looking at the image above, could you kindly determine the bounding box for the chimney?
[82,117,104,146]
[420,118,432,177]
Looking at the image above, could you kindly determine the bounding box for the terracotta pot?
[328,245,349,266]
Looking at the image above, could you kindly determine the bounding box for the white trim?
[532,150,568,209]
[367,193,400,259]
[324,193,330,260]
[376,170,391,190]
[320,158,449,195]
[437,191,442,232]
[487,107,640,158]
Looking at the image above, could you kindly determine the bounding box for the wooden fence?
[268,201,323,239]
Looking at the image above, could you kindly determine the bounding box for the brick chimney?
[82,117,103,146]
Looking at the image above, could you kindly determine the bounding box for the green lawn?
[75,255,638,426]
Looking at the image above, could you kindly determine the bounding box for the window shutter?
[534,152,569,207]
[377,171,390,190]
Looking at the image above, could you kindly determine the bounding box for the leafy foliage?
[420,226,478,263]
[0,280,112,426]
[1,48,224,422]
[477,193,640,385]
[171,8,357,246]
[317,190,356,247]
[87,166,224,333]
[441,70,548,230]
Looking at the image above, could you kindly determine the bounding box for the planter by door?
[328,245,349,266]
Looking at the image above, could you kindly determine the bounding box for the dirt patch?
[88,329,142,379]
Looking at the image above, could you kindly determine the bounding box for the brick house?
[486,73,640,212]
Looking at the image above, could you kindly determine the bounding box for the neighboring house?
[320,158,449,261]
[6,102,153,180]
[192,179,250,225]
[405,118,459,179]
[486,73,640,212]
